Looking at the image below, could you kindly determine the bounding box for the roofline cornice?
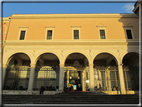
[1,17,10,21]
[8,13,138,19]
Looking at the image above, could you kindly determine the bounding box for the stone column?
[27,64,35,91]
[3,64,7,88]
[59,64,64,91]
[67,70,69,87]
[118,64,126,94]
[89,64,94,91]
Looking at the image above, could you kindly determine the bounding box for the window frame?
[71,26,81,40]
[18,26,28,40]
[97,25,107,39]
[45,26,55,40]
[124,26,134,39]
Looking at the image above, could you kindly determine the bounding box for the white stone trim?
[35,50,61,65]
[3,50,33,65]
[63,50,91,65]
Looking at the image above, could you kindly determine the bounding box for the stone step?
[2,92,139,104]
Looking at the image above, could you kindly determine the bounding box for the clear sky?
[2,0,137,17]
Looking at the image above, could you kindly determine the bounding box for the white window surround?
[123,26,134,39]
[71,26,81,40]
[45,26,55,40]
[18,26,28,40]
[97,25,107,39]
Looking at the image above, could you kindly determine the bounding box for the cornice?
[2,17,10,21]
[4,40,139,46]
[8,13,138,19]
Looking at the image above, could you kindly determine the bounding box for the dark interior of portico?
[34,53,59,91]
[122,52,139,91]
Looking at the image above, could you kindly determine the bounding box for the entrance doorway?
[68,71,82,91]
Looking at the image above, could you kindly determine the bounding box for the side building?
[2,13,139,95]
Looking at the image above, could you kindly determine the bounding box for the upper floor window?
[71,26,81,40]
[123,26,134,39]
[97,25,107,39]
[47,30,52,39]
[45,26,55,40]
[74,30,79,39]
[20,31,26,40]
[126,30,133,39]
[19,26,28,40]
[100,30,106,39]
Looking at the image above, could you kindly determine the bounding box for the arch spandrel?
[3,51,33,65]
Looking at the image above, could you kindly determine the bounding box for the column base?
[120,90,126,94]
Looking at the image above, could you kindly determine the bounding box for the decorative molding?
[9,14,139,19]
[4,40,139,46]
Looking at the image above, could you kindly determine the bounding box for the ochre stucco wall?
[5,14,139,40]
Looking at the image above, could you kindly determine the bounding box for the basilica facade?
[2,13,140,95]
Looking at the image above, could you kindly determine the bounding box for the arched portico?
[3,52,31,90]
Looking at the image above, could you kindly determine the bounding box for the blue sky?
[1,0,137,17]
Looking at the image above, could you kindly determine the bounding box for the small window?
[126,30,133,39]
[47,30,52,39]
[74,30,79,39]
[100,30,106,39]
[20,31,26,40]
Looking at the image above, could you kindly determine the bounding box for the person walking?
[40,86,45,95]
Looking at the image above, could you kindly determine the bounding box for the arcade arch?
[122,52,139,91]
[4,53,31,90]
[64,52,89,91]
[33,53,60,91]
[93,53,119,91]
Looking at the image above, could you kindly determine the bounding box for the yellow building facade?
[2,13,140,95]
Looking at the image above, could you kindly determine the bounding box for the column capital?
[30,63,36,67]
[89,63,94,66]
[59,64,64,67]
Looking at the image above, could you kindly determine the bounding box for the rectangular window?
[20,31,26,40]
[100,30,106,39]
[74,30,79,39]
[47,30,52,39]
[126,30,133,39]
